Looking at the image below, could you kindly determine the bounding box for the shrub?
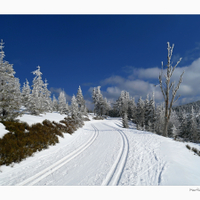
[186,144,191,150]
[0,116,84,166]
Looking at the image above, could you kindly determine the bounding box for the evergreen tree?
[76,86,87,116]
[52,94,58,112]
[168,110,180,138]
[122,112,129,128]
[92,86,108,117]
[188,106,199,142]
[0,40,22,120]
[29,66,46,115]
[58,91,68,114]
[154,103,165,135]
[42,79,52,112]
[127,97,136,122]
[136,97,145,130]
[71,95,79,120]
[179,109,189,140]
[22,79,31,111]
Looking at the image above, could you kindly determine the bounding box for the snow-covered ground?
[0,113,200,198]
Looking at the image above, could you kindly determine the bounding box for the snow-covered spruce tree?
[178,109,189,140]
[29,66,52,115]
[22,79,31,112]
[42,79,52,113]
[148,93,156,132]
[0,40,22,121]
[58,91,68,114]
[154,103,165,135]
[127,97,136,122]
[144,94,150,128]
[117,91,129,128]
[136,96,145,130]
[92,86,109,118]
[70,94,83,128]
[168,110,180,138]
[122,112,129,128]
[187,106,199,142]
[159,42,184,137]
[76,86,87,116]
[171,124,178,140]
[52,94,59,112]
[71,95,79,119]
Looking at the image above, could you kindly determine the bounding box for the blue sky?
[1,14,200,108]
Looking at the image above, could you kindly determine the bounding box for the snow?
[0,123,9,139]
[0,113,200,198]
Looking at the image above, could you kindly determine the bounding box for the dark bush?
[186,144,191,150]
[0,117,84,166]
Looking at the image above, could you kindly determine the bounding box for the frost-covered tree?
[0,40,21,120]
[188,106,198,142]
[179,109,189,140]
[22,79,31,111]
[154,103,165,135]
[148,93,156,132]
[52,94,58,112]
[136,96,145,130]
[58,91,68,114]
[168,110,180,138]
[144,94,150,127]
[92,86,109,117]
[122,112,129,128]
[71,95,79,119]
[159,42,184,137]
[127,97,136,122]
[29,66,46,115]
[171,124,178,140]
[42,79,52,112]
[117,91,129,128]
[76,86,87,116]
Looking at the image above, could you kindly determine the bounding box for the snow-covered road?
[0,116,200,186]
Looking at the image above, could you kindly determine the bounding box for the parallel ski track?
[16,124,99,186]
[101,123,129,186]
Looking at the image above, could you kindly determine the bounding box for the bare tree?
[159,42,184,137]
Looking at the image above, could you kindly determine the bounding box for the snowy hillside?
[0,112,200,187]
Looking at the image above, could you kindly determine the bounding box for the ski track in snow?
[16,124,99,186]
[101,123,129,186]
[119,130,166,186]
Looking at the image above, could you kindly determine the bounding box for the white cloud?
[88,56,200,106]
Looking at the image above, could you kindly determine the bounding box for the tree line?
[0,40,87,124]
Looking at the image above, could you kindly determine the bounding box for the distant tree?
[159,42,184,137]
[188,106,199,142]
[92,86,109,117]
[127,97,136,122]
[136,96,145,130]
[29,66,46,115]
[168,110,180,138]
[76,86,87,116]
[52,94,58,112]
[122,112,129,128]
[42,79,52,112]
[171,124,178,140]
[116,90,129,128]
[58,91,68,114]
[0,40,22,120]
[154,103,165,135]
[179,109,189,140]
[22,79,31,111]
[71,95,79,120]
